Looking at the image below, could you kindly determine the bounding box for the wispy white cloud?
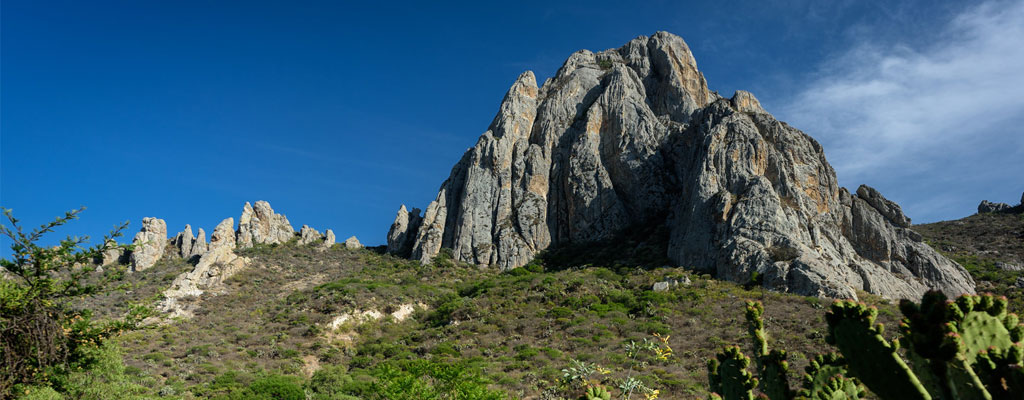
[777,0,1024,222]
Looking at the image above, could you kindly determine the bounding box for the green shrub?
[247,375,304,400]
[1,208,141,397]
[16,343,166,400]
[308,364,361,400]
[366,359,507,400]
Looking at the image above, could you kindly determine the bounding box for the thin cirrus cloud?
[777,0,1024,223]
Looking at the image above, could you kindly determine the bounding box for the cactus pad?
[708,345,757,400]
[826,300,931,400]
[744,301,793,400]
[800,353,864,399]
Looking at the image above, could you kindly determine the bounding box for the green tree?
[0,207,138,397]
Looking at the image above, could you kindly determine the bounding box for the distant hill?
[914,195,1024,313]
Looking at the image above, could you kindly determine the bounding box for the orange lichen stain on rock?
[802,175,828,214]
[527,175,548,196]
[586,114,601,135]
[517,83,538,99]
[751,140,767,175]
[665,46,708,105]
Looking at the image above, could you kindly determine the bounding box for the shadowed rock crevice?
[388,31,975,300]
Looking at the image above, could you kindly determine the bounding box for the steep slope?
[84,242,903,399]
[914,195,1024,312]
[387,31,974,300]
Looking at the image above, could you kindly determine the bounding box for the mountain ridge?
[386,31,975,300]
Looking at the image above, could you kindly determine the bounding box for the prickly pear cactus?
[582,385,611,400]
[745,301,793,400]
[799,353,864,399]
[948,294,1022,364]
[899,291,991,400]
[825,300,931,400]
[973,342,1024,399]
[708,345,757,400]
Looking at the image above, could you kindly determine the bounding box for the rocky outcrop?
[237,201,295,248]
[172,224,208,261]
[210,218,236,249]
[99,240,125,266]
[192,228,208,257]
[345,236,363,249]
[730,90,765,114]
[855,185,911,228]
[978,200,1011,213]
[147,201,340,319]
[386,205,422,257]
[159,245,250,318]
[388,31,975,300]
[298,225,323,245]
[130,217,167,271]
[322,229,336,250]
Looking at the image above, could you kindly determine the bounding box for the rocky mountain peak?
[387,31,975,300]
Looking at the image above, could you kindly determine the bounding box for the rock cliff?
[387,31,975,300]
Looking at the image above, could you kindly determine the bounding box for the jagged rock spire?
[130,217,167,271]
[237,201,294,248]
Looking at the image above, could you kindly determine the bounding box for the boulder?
[321,229,336,250]
[979,200,1011,213]
[653,276,691,291]
[345,236,363,249]
[130,217,167,272]
[99,240,125,266]
[298,225,323,245]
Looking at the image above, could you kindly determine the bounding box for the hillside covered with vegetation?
[5,205,1024,399]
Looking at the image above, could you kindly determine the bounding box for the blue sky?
[2,0,1022,248]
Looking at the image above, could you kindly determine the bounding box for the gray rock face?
[978,200,1011,213]
[298,225,323,245]
[130,217,168,272]
[345,236,363,249]
[389,31,975,300]
[856,185,911,228]
[237,201,294,248]
[386,205,422,257]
